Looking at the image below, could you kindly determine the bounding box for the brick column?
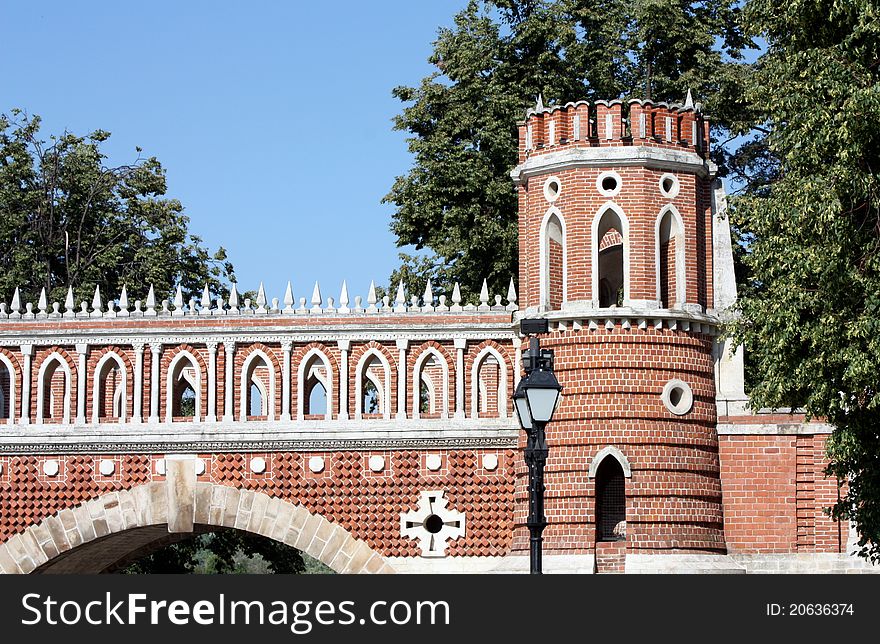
[281,340,292,421]
[454,338,466,420]
[223,341,235,423]
[75,343,88,425]
[132,343,144,423]
[149,342,161,424]
[337,340,349,420]
[395,339,407,420]
[19,344,32,425]
[206,341,217,422]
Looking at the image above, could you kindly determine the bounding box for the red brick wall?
[718,433,845,554]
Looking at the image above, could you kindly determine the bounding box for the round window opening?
[661,379,694,415]
[543,176,562,202]
[596,170,622,197]
[424,514,444,534]
[659,173,680,199]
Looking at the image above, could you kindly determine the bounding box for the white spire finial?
[339,281,350,313]
[283,281,294,310]
[536,93,544,111]
[423,279,433,306]
[146,285,156,314]
[119,285,129,310]
[201,284,211,308]
[255,282,267,313]
[367,280,377,306]
[684,88,694,109]
[92,285,103,312]
[10,287,20,312]
[507,278,517,304]
[38,288,47,313]
[452,282,461,305]
[228,283,239,308]
[173,285,184,309]
[479,279,489,306]
[395,281,405,305]
[311,281,322,307]
[64,286,74,313]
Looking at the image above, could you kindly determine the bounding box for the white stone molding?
[250,456,267,474]
[98,459,116,476]
[337,340,350,420]
[297,347,334,421]
[223,342,235,423]
[658,172,681,199]
[542,175,562,202]
[239,348,276,422]
[395,339,408,420]
[91,351,127,424]
[661,378,694,416]
[655,204,687,308]
[368,455,385,472]
[132,343,144,424]
[453,338,466,420]
[539,206,568,310]
[149,342,162,424]
[35,351,72,425]
[354,348,392,420]
[280,341,292,421]
[308,455,325,473]
[596,170,623,198]
[482,454,499,471]
[75,343,87,425]
[469,345,508,419]
[400,490,466,558]
[588,446,633,478]
[411,347,450,420]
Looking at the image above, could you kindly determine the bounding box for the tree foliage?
[730,0,880,560]
[122,529,308,574]
[384,0,751,299]
[0,110,235,307]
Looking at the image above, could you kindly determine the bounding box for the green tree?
[0,110,235,307]
[384,0,751,299]
[121,529,308,574]
[730,0,880,560]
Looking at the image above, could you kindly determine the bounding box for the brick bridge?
[0,96,873,574]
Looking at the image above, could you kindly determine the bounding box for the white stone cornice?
[511,145,714,184]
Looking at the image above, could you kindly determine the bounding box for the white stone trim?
[591,201,630,307]
[400,490,465,558]
[542,175,562,202]
[658,172,681,199]
[655,204,687,307]
[716,422,834,435]
[469,346,508,419]
[596,170,622,197]
[588,445,632,478]
[661,378,693,415]
[539,207,568,310]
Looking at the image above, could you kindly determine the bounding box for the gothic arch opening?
[0,357,12,422]
[241,351,275,421]
[412,349,448,419]
[167,352,201,422]
[593,205,628,308]
[37,353,71,424]
[657,207,685,308]
[595,456,626,542]
[93,353,127,423]
[541,210,566,311]
[471,348,508,419]
[355,350,391,419]
[297,349,333,420]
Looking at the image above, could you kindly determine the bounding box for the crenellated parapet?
[517,95,709,164]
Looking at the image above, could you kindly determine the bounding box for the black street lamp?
[514,322,562,575]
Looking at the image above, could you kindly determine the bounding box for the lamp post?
[514,322,562,574]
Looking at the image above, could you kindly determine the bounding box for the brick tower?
[511,97,730,573]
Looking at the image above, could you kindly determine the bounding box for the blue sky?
[1,1,469,304]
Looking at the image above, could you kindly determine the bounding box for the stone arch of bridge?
[0,478,395,575]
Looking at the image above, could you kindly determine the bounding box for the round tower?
[511,97,725,572]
